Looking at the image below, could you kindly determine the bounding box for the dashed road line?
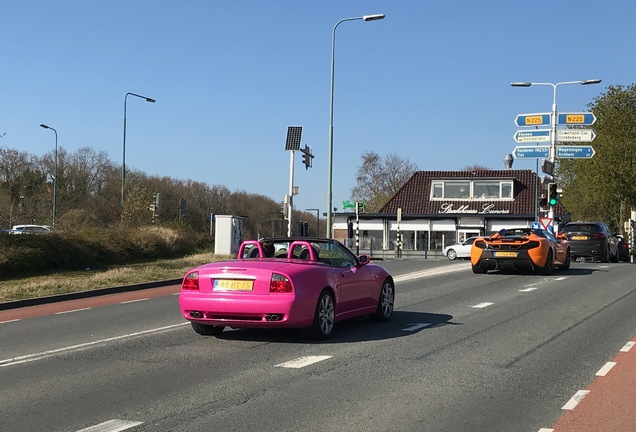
[120,298,149,304]
[275,355,332,369]
[402,323,433,332]
[561,390,590,410]
[76,419,143,432]
[55,308,92,314]
[394,263,471,283]
[620,341,635,352]
[596,361,616,376]
[470,302,494,309]
[0,319,21,324]
[519,287,537,292]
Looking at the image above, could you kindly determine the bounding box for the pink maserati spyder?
[179,237,395,339]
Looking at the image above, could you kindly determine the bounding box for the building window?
[431,179,514,200]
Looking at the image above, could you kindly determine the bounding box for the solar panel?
[285,126,302,151]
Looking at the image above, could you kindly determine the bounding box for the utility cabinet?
[214,215,244,255]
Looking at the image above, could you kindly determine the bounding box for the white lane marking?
[596,362,617,376]
[554,277,567,281]
[394,263,471,282]
[561,390,590,410]
[620,341,635,352]
[403,323,433,332]
[76,419,143,432]
[537,429,554,432]
[0,319,21,324]
[55,308,92,314]
[120,298,149,304]
[519,288,537,292]
[471,302,494,309]
[276,355,332,369]
[0,322,188,368]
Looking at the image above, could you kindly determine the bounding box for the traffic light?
[301,144,313,170]
[356,201,364,214]
[548,183,558,206]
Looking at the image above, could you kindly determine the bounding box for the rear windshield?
[561,224,603,233]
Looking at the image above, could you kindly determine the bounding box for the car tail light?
[182,272,199,290]
[593,233,607,239]
[620,243,629,249]
[270,273,292,293]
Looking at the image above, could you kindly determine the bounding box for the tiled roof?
[378,169,568,218]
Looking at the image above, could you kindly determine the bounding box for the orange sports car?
[470,228,570,275]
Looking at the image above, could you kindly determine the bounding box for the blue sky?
[2,1,635,214]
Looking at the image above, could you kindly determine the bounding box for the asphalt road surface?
[1,259,635,432]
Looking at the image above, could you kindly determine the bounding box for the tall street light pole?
[326,13,385,238]
[39,123,58,228]
[122,92,156,212]
[511,79,601,229]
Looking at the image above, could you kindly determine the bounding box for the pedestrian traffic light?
[548,183,559,206]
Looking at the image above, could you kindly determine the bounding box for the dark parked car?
[615,235,631,262]
[560,221,619,263]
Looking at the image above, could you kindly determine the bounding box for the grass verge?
[0,252,232,303]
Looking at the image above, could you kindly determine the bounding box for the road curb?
[0,278,182,311]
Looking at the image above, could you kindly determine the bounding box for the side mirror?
[358,255,370,265]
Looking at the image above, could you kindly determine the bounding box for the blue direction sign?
[515,113,551,127]
[556,145,595,159]
[557,112,596,125]
[513,129,551,143]
[513,145,550,159]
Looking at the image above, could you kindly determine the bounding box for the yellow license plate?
[571,235,587,240]
[214,279,254,291]
[494,251,518,258]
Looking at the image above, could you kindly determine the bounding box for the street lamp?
[39,123,57,227]
[122,92,155,211]
[511,79,601,227]
[327,14,385,238]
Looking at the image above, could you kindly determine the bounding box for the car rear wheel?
[560,250,571,271]
[191,322,225,336]
[538,250,553,275]
[601,247,610,263]
[472,264,486,274]
[446,249,457,260]
[309,290,335,339]
[371,279,394,322]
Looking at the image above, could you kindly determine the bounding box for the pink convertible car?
[179,237,395,339]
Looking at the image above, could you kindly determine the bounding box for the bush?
[0,225,205,279]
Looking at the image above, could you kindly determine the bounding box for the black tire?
[600,247,610,263]
[371,279,394,322]
[560,250,571,271]
[538,250,553,275]
[611,249,619,263]
[446,249,457,260]
[472,264,486,274]
[309,290,335,339]
[191,322,225,336]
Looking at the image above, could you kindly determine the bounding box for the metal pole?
[121,92,155,215]
[288,151,294,236]
[39,124,57,227]
[326,15,384,238]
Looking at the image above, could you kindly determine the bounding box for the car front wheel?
[446,249,457,260]
[309,291,335,339]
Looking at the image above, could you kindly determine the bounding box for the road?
[1,259,635,432]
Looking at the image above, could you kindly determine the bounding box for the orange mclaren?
[470,228,570,275]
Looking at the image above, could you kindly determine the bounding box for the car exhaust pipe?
[265,314,283,321]
[190,311,203,319]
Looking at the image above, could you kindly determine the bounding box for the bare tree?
[351,151,418,212]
